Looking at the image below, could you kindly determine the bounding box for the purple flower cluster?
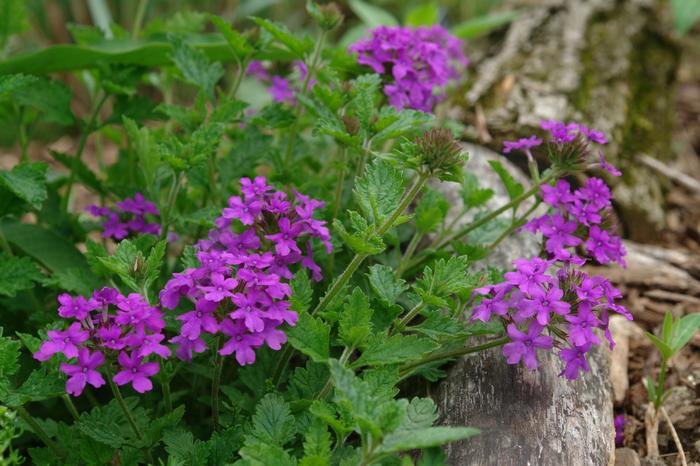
[349,26,468,112]
[160,177,331,366]
[474,123,632,379]
[86,193,161,240]
[245,60,315,105]
[614,414,626,446]
[34,289,169,396]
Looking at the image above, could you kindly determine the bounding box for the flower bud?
[415,128,465,178]
[307,1,344,31]
[342,116,360,136]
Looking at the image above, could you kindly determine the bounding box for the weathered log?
[456,0,680,242]
[433,143,614,465]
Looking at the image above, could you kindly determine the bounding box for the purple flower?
[504,257,553,296]
[576,124,608,145]
[58,294,97,320]
[96,326,125,350]
[597,152,621,177]
[559,344,591,380]
[177,303,219,340]
[170,335,206,362]
[502,323,553,369]
[614,415,625,446]
[219,319,264,365]
[265,218,302,256]
[59,348,106,397]
[240,176,273,199]
[576,177,611,210]
[268,76,295,104]
[34,322,89,361]
[540,180,576,210]
[349,26,467,112]
[540,120,578,143]
[522,286,571,325]
[539,214,582,261]
[585,226,626,266]
[200,273,239,302]
[86,193,163,241]
[112,351,159,393]
[221,196,263,226]
[503,136,542,155]
[566,305,600,346]
[246,60,270,81]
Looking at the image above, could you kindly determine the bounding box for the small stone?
[639,458,666,466]
[614,448,640,466]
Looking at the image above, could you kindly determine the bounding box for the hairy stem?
[392,301,426,335]
[62,395,80,421]
[395,231,422,277]
[211,336,224,431]
[159,172,183,241]
[283,29,328,166]
[399,337,510,378]
[16,406,66,459]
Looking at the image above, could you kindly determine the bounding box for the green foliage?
[250,394,296,446]
[354,335,438,368]
[451,10,519,39]
[0,253,42,297]
[287,313,330,363]
[0,162,48,210]
[348,0,399,27]
[671,0,700,35]
[353,160,405,227]
[338,288,373,348]
[415,189,449,233]
[367,264,407,307]
[413,256,471,307]
[170,39,225,100]
[488,160,524,203]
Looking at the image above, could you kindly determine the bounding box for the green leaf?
[123,117,159,188]
[0,162,48,209]
[461,172,494,209]
[332,218,385,255]
[144,405,185,447]
[143,240,167,291]
[413,311,466,340]
[418,447,448,466]
[11,77,74,125]
[301,418,331,465]
[404,2,439,26]
[354,335,438,368]
[0,253,42,297]
[0,368,64,407]
[290,270,313,313]
[209,15,253,58]
[238,440,297,466]
[251,394,296,446]
[377,426,479,454]
[672,0,700,35]
[0,220,90,274]
[251,17,312,56]
[413,256,470,306]
[670,313,700,352]
[0,74,36,98]
[348,0,399,27]
[401,398,439,430]
[646,376,657,403]
[288,362,328,400]
[287,313,330,363]
[367,264,407,307]
[646,332,674,360]
[353,160,404,226]
[170,39,224,99]
[78,399,139,449]
[415,189,449,233]
[662,311,674,343]
[488,160,524,202]
[0,334,21,378]
[163,428,211,465]
[97,239,140,291]
[451,10,519,39]
[339,288,373,348]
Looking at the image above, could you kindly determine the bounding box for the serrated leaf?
[488,160,524,202]
[354,335,438,368]
[171,39,224,99]
[251,17,311,56]
[291,270,313,313]
[0,367,64,407]
[251,393,296,446]
[348,0,399,27]
[123,117,159,188]
[239,439,297,466]
[98,239,140,290]
[50,151,105,195]
[0,162,48,209]
[163,428,211,465]
[332,219,385,255]
[143,240,166,291]
[461,172,494,210]
[144,405,185,447]
[209,15,252,58]
[0,253,42,297]
[400,398,438,430]
[353,160,404,226]
[413,256,470,304]
[0,334,21,378]
[367,264,407,307]
[11,77,74,125]
[413,311,466,340]
[377,426,479,454]
[671,313,700,352]
[302,418,331,462]
[287,314,330,363]
[339,288,373,348]
[78,399,139,449]
[288,362,328,400]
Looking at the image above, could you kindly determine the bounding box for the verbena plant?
[0,2,630,465]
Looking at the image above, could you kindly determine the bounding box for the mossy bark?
[457,0,680,241]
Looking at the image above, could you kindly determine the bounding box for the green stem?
[393,301,425,335]
[62,93,109,213]
[283,29,328,166]
[106,366,153,463]
[655,357,668,410]
[131,0,149,39]
[395,231,422,277]
[62,395,80,421]
[315,347,352,401]
[399,337,510,378]
[16,406,66,459]
[486,201,541,253]
[159,172,183,241]
[211,336,224,432]
[331,145,348,222]
[161,373,172,413]
[228,56,248,99]
[18,107,29,163]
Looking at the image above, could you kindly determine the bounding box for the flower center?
[132,368,138,373]
[64,337,71,342]
[82,368,88,373]
[236,335,243,342]
[196,311,202,318]
[524,340,532,347]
